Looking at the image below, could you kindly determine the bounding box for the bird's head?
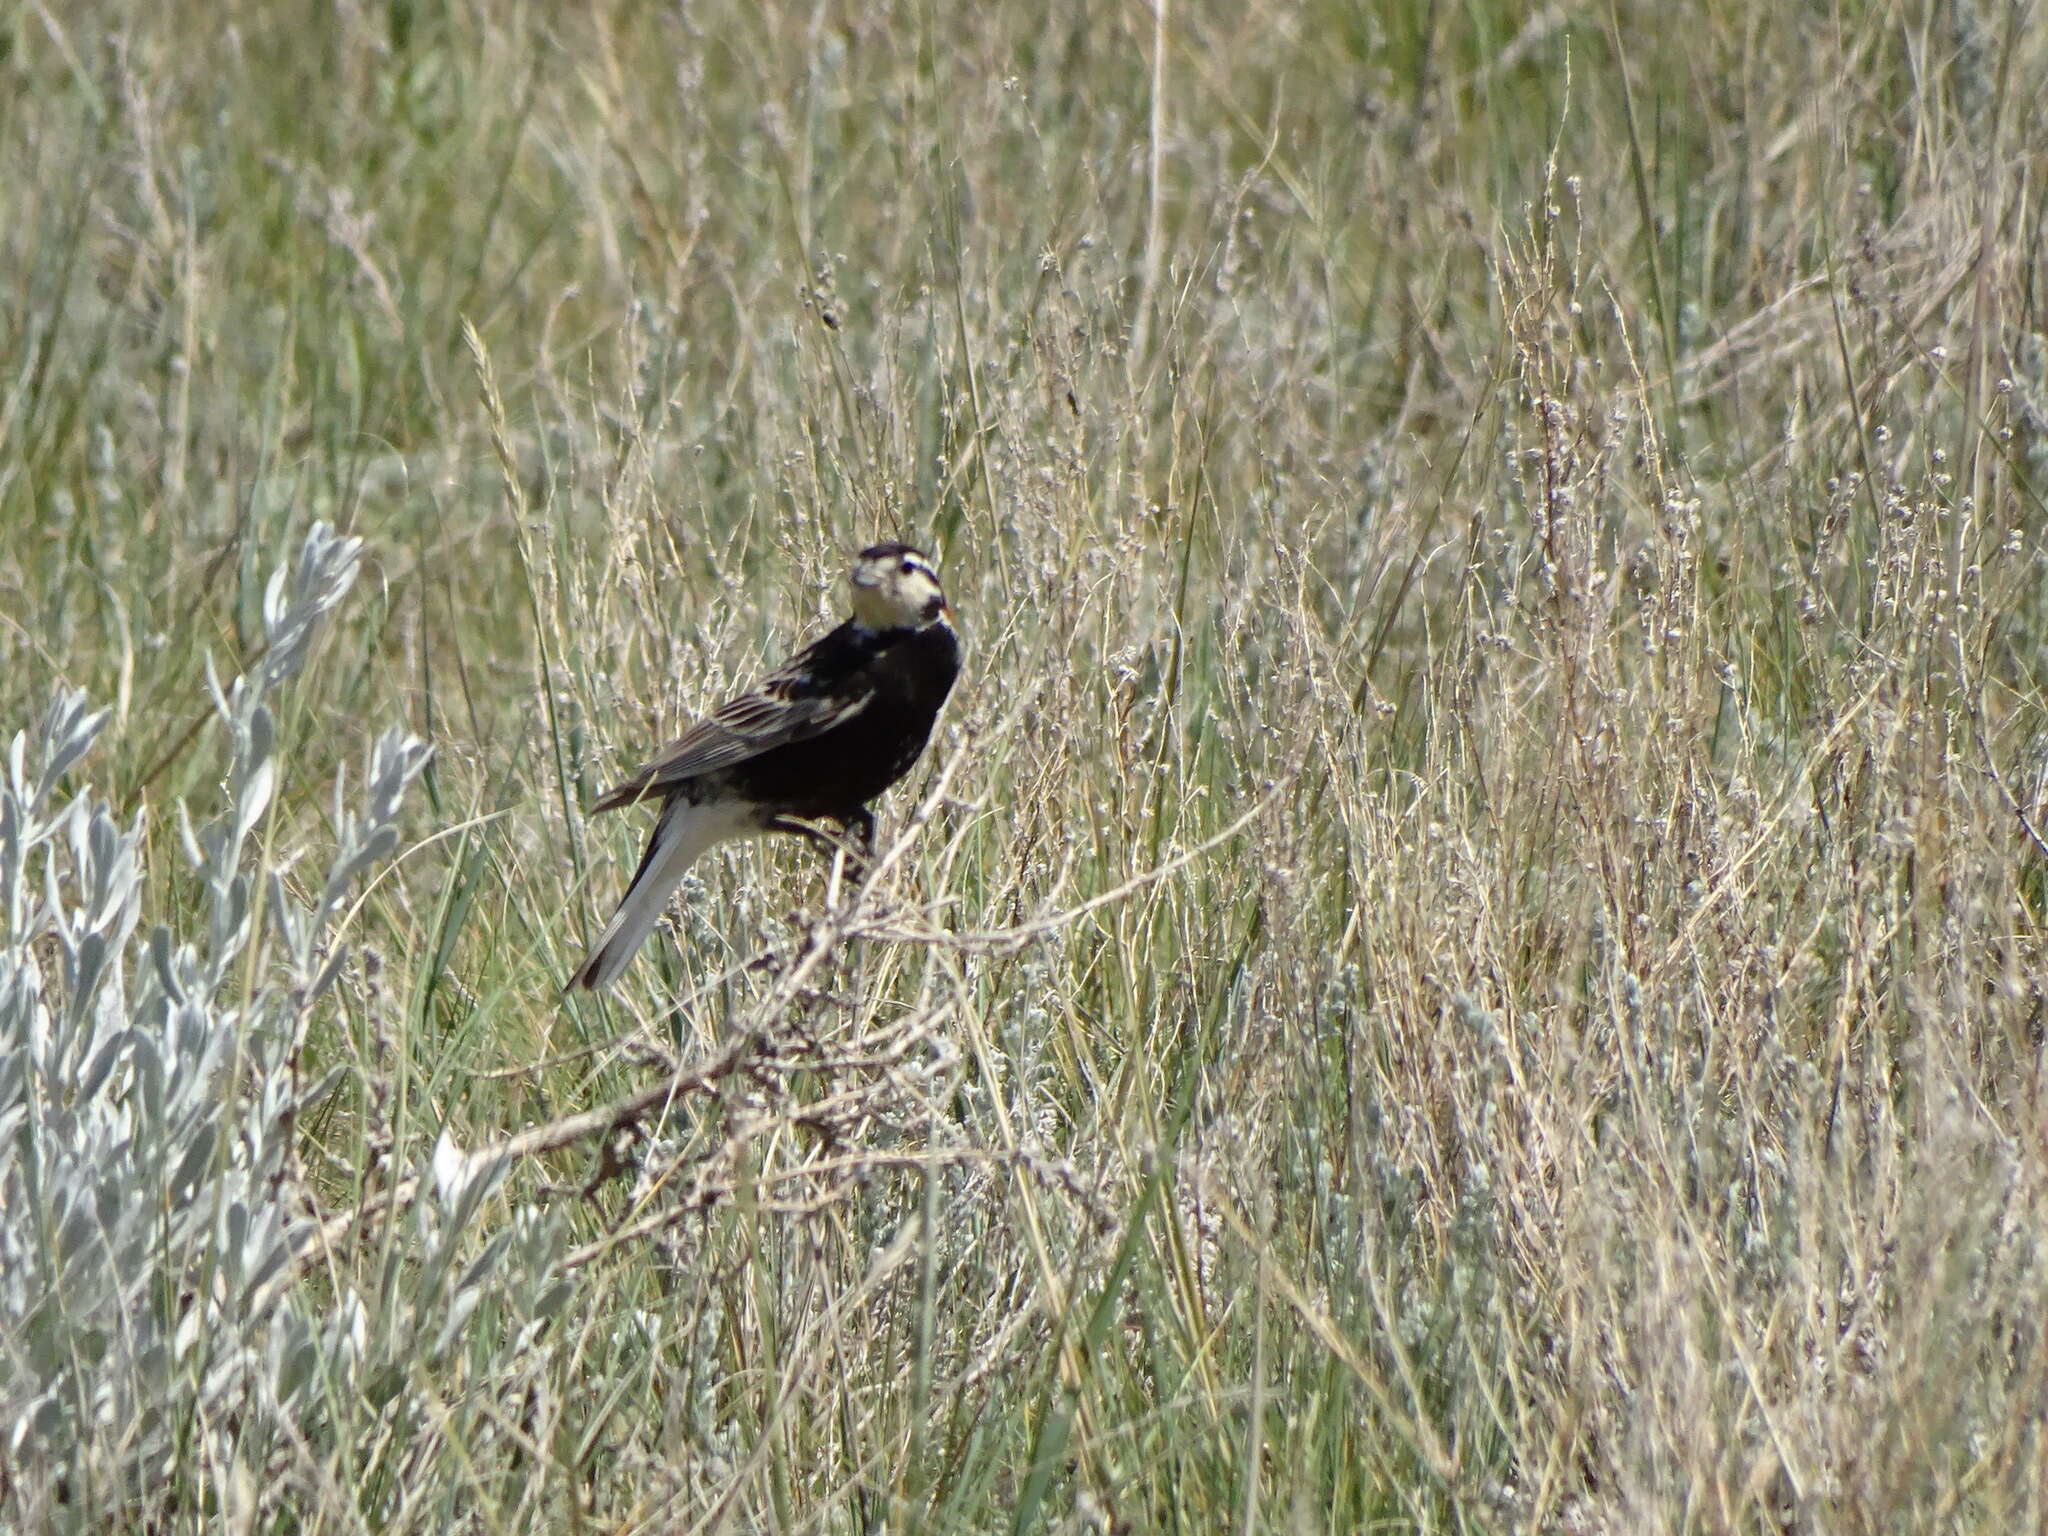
[850,543,950,630]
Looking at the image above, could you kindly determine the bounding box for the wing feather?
[588,632,874,812]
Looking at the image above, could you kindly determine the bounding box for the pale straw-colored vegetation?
[3,1,2046,1529]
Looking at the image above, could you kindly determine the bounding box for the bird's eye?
[900,559,917,575]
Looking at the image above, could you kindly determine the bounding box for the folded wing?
[589,640,873,812]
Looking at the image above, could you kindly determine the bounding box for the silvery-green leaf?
[431,1132,471,1208]
[126,1027,164,1121]
[262,562,292,640]
[172,1125,217,1201]
[64,933,107,1032]
[56,1199,98,1263]
[297,1064,347,1112]
[175,803,206,876]
[241,1223,293,1307]
[273,1317,317,1405]
[456,1230,513,1295]
[0,784,26,929]
[233,750,276,853]
[532,1278,575,1323]
[308,947,347,999]
[76,1028,128,1101]
[32,689,109,808]
[433,1287,486,1356]
[208,874,249,969]
[203,650,232,727]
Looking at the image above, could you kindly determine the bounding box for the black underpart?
[587,614,957,816]
[715,621,958,818]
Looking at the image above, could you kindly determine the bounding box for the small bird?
[567,543,959,991]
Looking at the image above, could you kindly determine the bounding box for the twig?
[560,1147,1001,1270]
[298,1031,755,1264]
[859,789,1281,954]
[1969,697,2048,863]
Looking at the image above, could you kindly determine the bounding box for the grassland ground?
[3,0,2046,1529]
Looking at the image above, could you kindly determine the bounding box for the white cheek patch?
[851,553,943,626]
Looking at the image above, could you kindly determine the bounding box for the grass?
[3,0,2047,1528]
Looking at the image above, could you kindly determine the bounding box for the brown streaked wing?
[588,647,874,813]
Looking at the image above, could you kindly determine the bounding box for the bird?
[567,542,959,991]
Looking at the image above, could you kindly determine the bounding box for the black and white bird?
[567,543,959,991]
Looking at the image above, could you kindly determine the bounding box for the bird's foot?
[769,812,875,879]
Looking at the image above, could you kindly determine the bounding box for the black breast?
[727,621,959,820]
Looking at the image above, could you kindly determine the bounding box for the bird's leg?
[829,809,874,896]
[842,808,876,856]
[767,811,873,905]
[768,812,871,871]
[766,813,840,857]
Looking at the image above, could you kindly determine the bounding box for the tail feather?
[567,797,751,991]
